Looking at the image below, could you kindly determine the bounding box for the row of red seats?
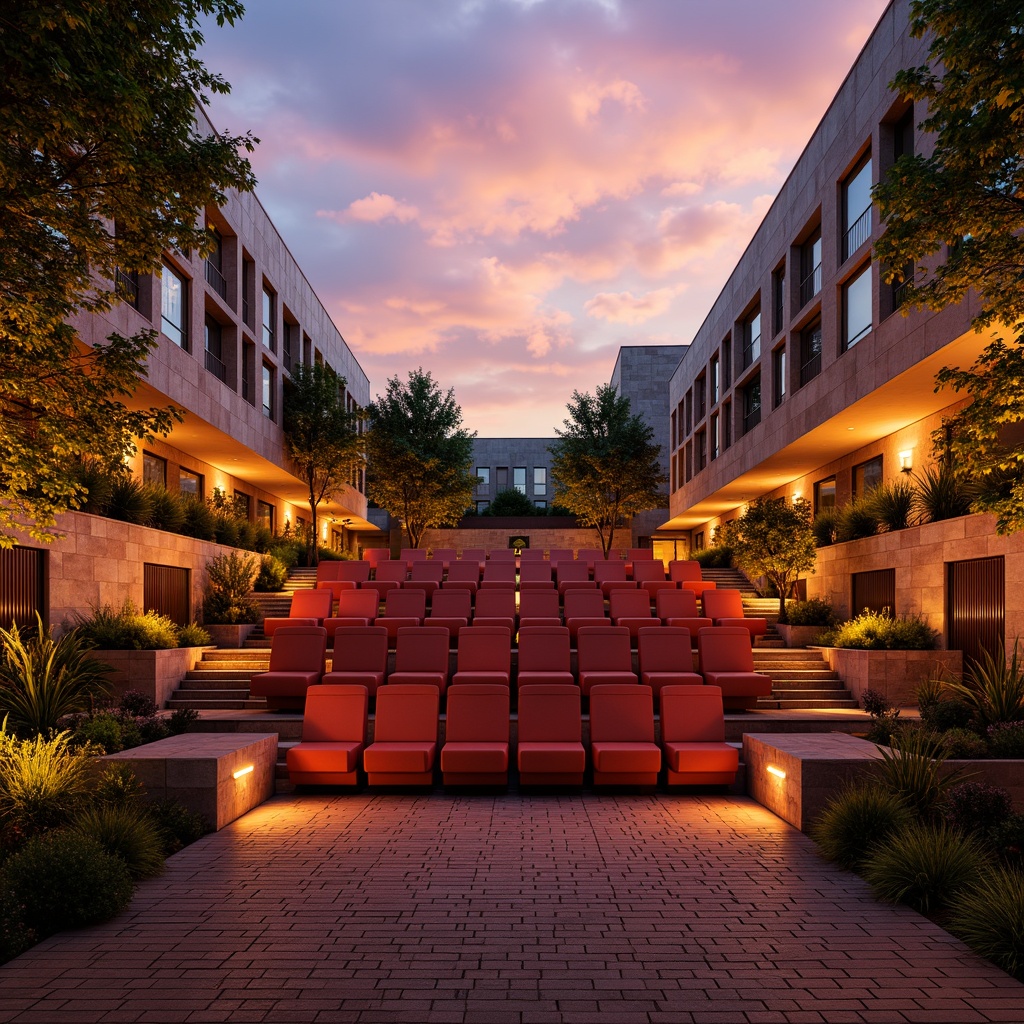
[286,681,739,789]
[249,624,772,712]
[360,548,658,572]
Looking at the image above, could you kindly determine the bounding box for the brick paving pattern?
[1,792,1022,1023]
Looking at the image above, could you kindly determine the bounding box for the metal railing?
[205,259,228,300]
[799,262,821,306]
[799,351,822,387]
[843,206,871,261]
[743,403,761,434]
[114,268,139,308]
[205,349,228,383]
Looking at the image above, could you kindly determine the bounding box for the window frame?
[160,262,188,349]
[842,263,873,351]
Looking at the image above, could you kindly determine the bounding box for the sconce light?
[899,450,914,474]
[792,491,802,502]
[766,765,787,780]
[233,764,254,780]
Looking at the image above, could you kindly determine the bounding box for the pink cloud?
[585,286,682,325]
[331,192,420,224]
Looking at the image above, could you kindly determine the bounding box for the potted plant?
[777,597,837,648]
[201,552,261,647]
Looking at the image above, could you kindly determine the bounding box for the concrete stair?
[752,648,858,710]
[167,648,271,710]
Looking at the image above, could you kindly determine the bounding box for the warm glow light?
[766,765,786,779]
[899,449,914,472]
[792,491,802,501]
[233,764,254,780]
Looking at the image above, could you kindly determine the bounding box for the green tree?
[0,1,257,546]
[548,385,665,558]
[730,497,816,623]
[365,369,477,548]
[872,0,1024,532]
[485,488,537,517]
[283,363,364,566]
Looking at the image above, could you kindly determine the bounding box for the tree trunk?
[777,577,788,624]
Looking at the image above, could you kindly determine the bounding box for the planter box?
[94,646,210,708]
[204,623,256,648]
[817,646,963,707]
[776,624,827,648]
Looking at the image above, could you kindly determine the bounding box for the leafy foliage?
[254,554,289,592]
[820,611,939,651]
[784,598,837,627]
[835,496,880,542]
[876,727,969,820]
[912,465,974,523]
[202,552,259,625]
[484,488,537,517]
[283,363,363,566]
[366,369,477,548]
[951,867,1024,980]
[548,385,665,558]
[944,643,1024,729]
[71,804,165,880]
[0,0,256,545]
[868,478,918,531]
[943,782,1013,841]
[76,600,180,650]
[810,783,913,870]
[148,799,211,856]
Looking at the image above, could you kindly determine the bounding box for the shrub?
[691,545,733,569]
[993,814,1024,864]
[235,519,258,550]
[71,804,165,880]
[943,781,1012,840]
[268,538,304,569]
[812,506,839,547]
[212,512,240,547]
[179,495,217,541]
[148,799,211,856]
[863,821,989,914]
[0,831,134,937]
[944,644,1024,730]
[810,783,913,870]
[168,707,200,735]
[876,727,968,820]
[988,721,1024,759]
[254,554,288,592]
[950,867,1024,980]
[784,598,837,627]
[912,465,974,523]
[92,763,147,807]
[835,496,879,541]
[919,691,975,733]
[146,486,185,533]
[0,617,111,736]
[176,622,211,647]
[76,600,179,651]
[105,476,155,526]
[868,478,918,532]
[119,690,158,718]
[0,876,32,965]
[860,687,901,745]
[72,713,125,754]
[71,459,116,516]
[202,552,260,625]
[484,487,537,517]
[939,727,989,760]
[820,610,939,650]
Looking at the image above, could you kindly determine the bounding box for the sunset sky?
[198,0,890,437]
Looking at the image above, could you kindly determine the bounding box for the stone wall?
[419,519,632,556]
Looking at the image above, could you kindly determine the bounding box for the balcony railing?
[843,206,871,261]
[799,263,821,306]
[205,348,228,383]
[743,404,761,433]
[114,268,139,308]
[205,259,228,300]
[799,351,822,387]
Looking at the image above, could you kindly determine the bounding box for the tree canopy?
[872,0,1024,532]
[283,363,364,565]
[548,385,665,557]
[728,497,817,623]
[365,369,477,548]
[0,0,257,545]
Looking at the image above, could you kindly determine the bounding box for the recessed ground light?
[233,765,254,780]
[766,765,786,779]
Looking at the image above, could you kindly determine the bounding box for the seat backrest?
[457,626,511,672]
[375,560,409,583]
[409,560,444,582]
[474,589,515,618]
[632,560,666,583]
[394,626,450,672]
[331,626,388,672]
[445,561,481,582]
[289,588,334,619]
[702,588,745,619]
[429,588,472,618]
[336,560,372,583]
[637,626,691,674]
[557,561,591,584]
[400,548,426,567]
[577,549,604,571]
[459,548,486,567]
[656,588,698,618]
[589,683,655,743]
[563,588,606,619]
[576,626,633,672]
[316,562,342,585]
[660,684,726,743]
[383,588,426,618]
[519,561,553,583]
[445,683,510,743]
[629,548,655,564]
[610,589,653,619]
[519,549,546,562]
[549,549,574,566]
[336,589,380,619]
[481,562,516,583]
[594,560,628,583]
[373,683,440,741]
[668,559,702,582]
[517,626,571,672]
[432,548,458,565]
[302,684,367,743]
[697,626,755,673]
[268,626,327,672]
[363,548,391,567]
[518,684,582,742]
[518,589,560,619]
[487,548,516,562]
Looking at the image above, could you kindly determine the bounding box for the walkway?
[1,793,1021,1023]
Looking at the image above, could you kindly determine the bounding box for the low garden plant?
[819,609,940,650]
[784,597,837,628]
[809,783,912,870]
[950,867,1024,980]
[202,552,260,625]
[75,600,208,651]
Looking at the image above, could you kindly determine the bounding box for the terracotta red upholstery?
[480,561,516,590]
[375,588,427,644]
[631,560,673,601]
[441,683,510,785]
[400,548,427,570]
[460,549,487,572]
[563,589,607,642]
[594,559,636,597]
[576,549,604,573]
[518,561,555,591]
[589,683,661,785]
[519,548,546,562]
[388,625,451,693]
[660,684,739,786]
[548,549,574,567]
[697,626,772,710]
[363,683,440,786]
[556,561,596,597]
[472,589,515,633]
[426,588,472,640]
[316,562,359,601]
[431,548,458,572]
[668,560,718,599]
[263,588,334,638]
[363,548,391,569]
[286,684,367,786]
[656,589,712,646]
[609,589,657,643]
[322,625,388,695]
[323,590,380,641]
[452,625,512,687]
[487,548,516,562]
[517,589,561,628]
[626,548,656,577]
[637,626,702,704]
[362,560,408,601]
[443,560,481,594]
[517,684,585,786]
[576,625,637,696]
[405,560,444,599]
[326,560,372,584]
[250,625,327,711]
[702,589,768,638]
[516,626,575,688]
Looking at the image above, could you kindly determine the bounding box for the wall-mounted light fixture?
[899,449,914,473]
[233,764,254,780]
[766,765,787,780]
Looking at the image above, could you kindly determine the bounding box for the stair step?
[185,669,266,681]
[758,697,860,710]
[166,696,267,710]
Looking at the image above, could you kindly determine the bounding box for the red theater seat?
[374,587,427,644]
[472,588,515,633]
[589,683,661,786]
[594,559,635,597]
[609,588,657,643]
[323,589,380,640]
[452,625,512,687]
[426,588,472,641]
[562,588,607,642]
[431,548,458,572]
[556,560,596,597]
[637,626,702,705]
[660,684,739,786]
[518,560,555,591]
[388,625,450,693]
[441,683,510,786]
[517,684,585,786]
[322,625,388,696]
[576,625,637,696]
[516,625,575,688]
[249,625,327,711]
[517,588,561,628]
[656,588,712,645]
[701,588,768,639]
[286,684,367,786]
[262,587,333,638]
[363,683,440,787]
[697,626,772,711]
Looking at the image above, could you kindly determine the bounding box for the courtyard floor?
[1,791,1022,1023]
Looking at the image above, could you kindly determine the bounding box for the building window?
[179,469,203,499]
[842,264,873,350]
[684,442,692,483]
[496,467,508,490]
[234,491,252,519]
[799,319,823,386]
[160,263,187,348]
[142,451,166,488]
[694,531,705,551]
[204,315,227,383]
[695,374,706,421]
[710,414,719,461]
[513,467,527,494]
[205,226,228,300]
[772,346,786,408]
[476,467,490,492]
[534,500,547,510]
[671,409,678,449]
[262,286,275,351]
[533,467,546,494]
[475,500,490,514]
[814,476,836,514]
[241,256,255,329]
[894,106,914,161]
[115,267,140,309]
[853,455,883,498]
[257,500,274,533]
[742,375,761,433]
[772,265,786,336]
[242,341,256,405]
[800,230,822,306]
[262,362,275,419]
[696,429,707,471]
[710,356,720,406]
[723,400,732,450]
[842,154,872,261]
[741,309,761,369]
[722,336,732,389]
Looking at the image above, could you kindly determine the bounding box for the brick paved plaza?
[1,792,1022,1023]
